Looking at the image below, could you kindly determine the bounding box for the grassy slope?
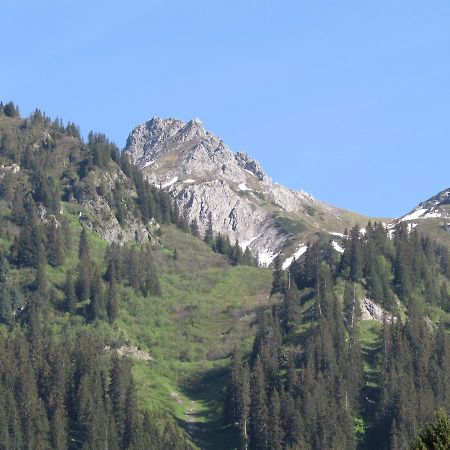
[110,225,272,449]
[40,207,272,449]
[359,320,383,450]
[36,206,450,450]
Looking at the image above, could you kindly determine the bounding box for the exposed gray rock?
[235,152,270,183]
[76,168,155,245]
[125,117,359,264]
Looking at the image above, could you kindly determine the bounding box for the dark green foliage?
[271,255,285,295]
[85,265,106,321]
[64,270,77,313]
[411,410,450,449]
[190,219,200,238]
[205,227,257,267]
[107,277,118,323]
[0,327,164,450]
[104,244,161,297]
[2,101,19,117]
[226,218,450,449]
[15,200,44,267]
[47,219,65,267]
[33,241,48,293]
[203,212,214,247]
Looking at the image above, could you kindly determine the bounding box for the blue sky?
[2,0,450,217]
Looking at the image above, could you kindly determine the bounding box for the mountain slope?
[392,187,450,247]
[125,117,372,266]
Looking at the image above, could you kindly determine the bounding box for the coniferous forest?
[0,103,196,449]
[1,102,450,449]
[226,222,450,449]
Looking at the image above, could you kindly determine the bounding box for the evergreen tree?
[34,242,47,293]
[190,219,200,238]
[271,255,285,295]
[249,356,269,449]
[107,278,118,323]
[64,270,77,313]
[47,219,64,267]
[203,212,214,247]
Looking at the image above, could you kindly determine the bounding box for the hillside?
[1,102,450,450]
[391,188,450,249]
[0,103,273,449]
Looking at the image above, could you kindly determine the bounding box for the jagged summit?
[126,116,267,184]
[125,117,369,266]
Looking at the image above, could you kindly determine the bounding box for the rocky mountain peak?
[125,117,366,267]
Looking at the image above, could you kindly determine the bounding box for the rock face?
[125,117,367,265]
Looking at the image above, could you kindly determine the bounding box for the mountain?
[391,187,450,245]
[1,102,450,450]
[125,116,370,266]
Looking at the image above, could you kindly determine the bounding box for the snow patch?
[238,182,252,192]
[161,176,178,188]
[244,169,256,177]
[258,250,279,268]
[330,231,345,238]
[423,211,441,218]
[183,179,196,184]
[239,235,259,251]
[407,222,418,233]
[332,241,344,254]
[401,208,428,222]
[142,160,155,169]
[282,245,308,270]
[359,228,366,235]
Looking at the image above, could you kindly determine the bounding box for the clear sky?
[2,0,450,218]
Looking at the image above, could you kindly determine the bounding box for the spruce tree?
[271,255,284,295]
[64,271,77,313]
[203,212,214,247]
[107,278,118,323]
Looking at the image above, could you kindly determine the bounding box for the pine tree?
[232,240,243,266]
[123,379,139,449]
[34,242,47,293]
[203,212,214,247]
[106,278,118,323]
[190,219,200,238]
[230,349,250,450]
[271,255,285,295]
[268,390,283,450]
[77,228,91,302]
[0,251,9,283]
[410,410,450,449]
[343,282,361,331]
[250,356,269,449]
[78,227,90,261]
[86,266,105,321]
[47,219,64,267]
[64,270,77,313]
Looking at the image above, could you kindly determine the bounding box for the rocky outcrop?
[74,167,155,245]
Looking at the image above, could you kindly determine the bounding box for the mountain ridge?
[125,116,372,266]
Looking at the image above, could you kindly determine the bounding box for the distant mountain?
[125,117,370,266]
[391,187,450,245]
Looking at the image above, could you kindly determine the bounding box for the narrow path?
[185,401,198,437]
